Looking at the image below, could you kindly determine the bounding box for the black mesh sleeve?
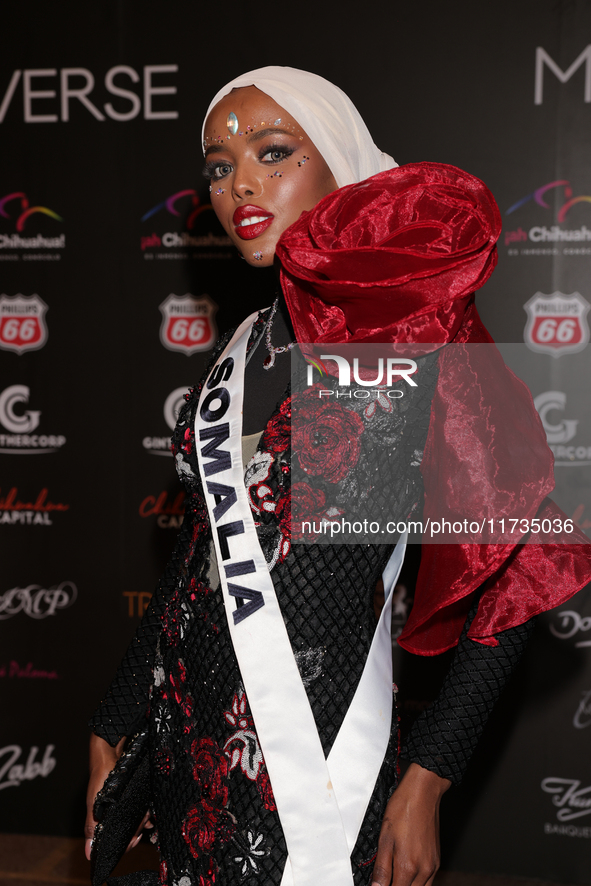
[402,599,536,784]
[89,512,195,746]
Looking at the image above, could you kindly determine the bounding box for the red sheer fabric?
[276,162,591,654]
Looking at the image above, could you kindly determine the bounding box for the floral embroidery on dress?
[182,737,235,862]
[231,829,270,880]
[223,688,276,811]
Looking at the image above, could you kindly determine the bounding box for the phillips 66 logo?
[524,292,590,357]
[0,295,48,355]
[159,293,217,355]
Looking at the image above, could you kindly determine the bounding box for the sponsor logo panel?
[0,487,69,525]
[0,295,48,353]
[0,581,77,620]
[142,386,189,456]
[542,777,591,838]
[0,385,66,454]
[505,178,591,258]
[524,293,590,357]
[0,661,58,680]
[0,744,56,791]
[159,294,217,354]
[534,390,591,466]
[141,190,232,261]
[0,193,65,262]
[549,610,591,647]
[139,490,185,529]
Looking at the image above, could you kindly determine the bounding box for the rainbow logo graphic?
[141,190,212,230]
[0,193,63,232]
[507,180,591,223]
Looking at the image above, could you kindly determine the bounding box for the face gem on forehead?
[274,118,282,125]
[227,112,239,135]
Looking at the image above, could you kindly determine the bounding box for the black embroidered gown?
[91,307,532,886]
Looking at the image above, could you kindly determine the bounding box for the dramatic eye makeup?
[202,140,297,181]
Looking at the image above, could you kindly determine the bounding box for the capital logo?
[524,292,590,356]
[0,295,48,354]
[159,294,217,355]
[541,777,591,822]
[534,391,578,443]
[0,581,77,620]
[0,193,62,232]
[0,487,69,525]
[0,385,66,454]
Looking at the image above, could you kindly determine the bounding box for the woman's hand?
[84,733,126,861]
[371,762,451,886]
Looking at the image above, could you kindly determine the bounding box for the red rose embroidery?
[291,391,364,483]
[278,483,326,542]
[262,397,292,454]
[191,737,229,805]
[256,770,277,812]
[182,800,224,856]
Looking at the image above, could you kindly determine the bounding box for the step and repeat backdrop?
[1,2,591,883]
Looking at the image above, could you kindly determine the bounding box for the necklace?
[263,299,297,370]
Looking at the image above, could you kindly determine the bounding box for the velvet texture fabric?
[277,162,591,654]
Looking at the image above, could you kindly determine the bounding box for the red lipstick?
[233,204,274,241]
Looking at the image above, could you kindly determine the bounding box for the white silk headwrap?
[201,66,398,189]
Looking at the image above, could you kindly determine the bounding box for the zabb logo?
[0,385,66,453]
[142,386,188,455]
[159,294,217,355]
[0,744,56,791]
[524,293,590,356]
[0,295,48,354]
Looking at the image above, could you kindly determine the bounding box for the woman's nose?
[232,163,263,200]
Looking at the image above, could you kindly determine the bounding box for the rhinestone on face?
[226,112,239,135]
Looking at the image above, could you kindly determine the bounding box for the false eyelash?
[258,143,295,162]
[202,160,230,181]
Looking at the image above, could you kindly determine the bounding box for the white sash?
[195,314,406,886]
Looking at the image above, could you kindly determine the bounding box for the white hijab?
[201,66,397,189]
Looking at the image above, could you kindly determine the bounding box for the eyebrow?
[204,127,295,157]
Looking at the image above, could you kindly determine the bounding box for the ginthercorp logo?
[505,180,591,256]
[141,190,231,259]
[159,294,217,354]
[305,353,418,400]
[0,295,48,354]
[534,391,591,466]
[542,777,591,838]
[524,292,590,356]
[0,193,64,261]
[0,385,66,454]
[142,386,188,455]
[0,66,178,124]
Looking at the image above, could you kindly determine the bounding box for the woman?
[86,67,591,886]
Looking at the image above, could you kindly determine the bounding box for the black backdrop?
[2,2,591,882]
